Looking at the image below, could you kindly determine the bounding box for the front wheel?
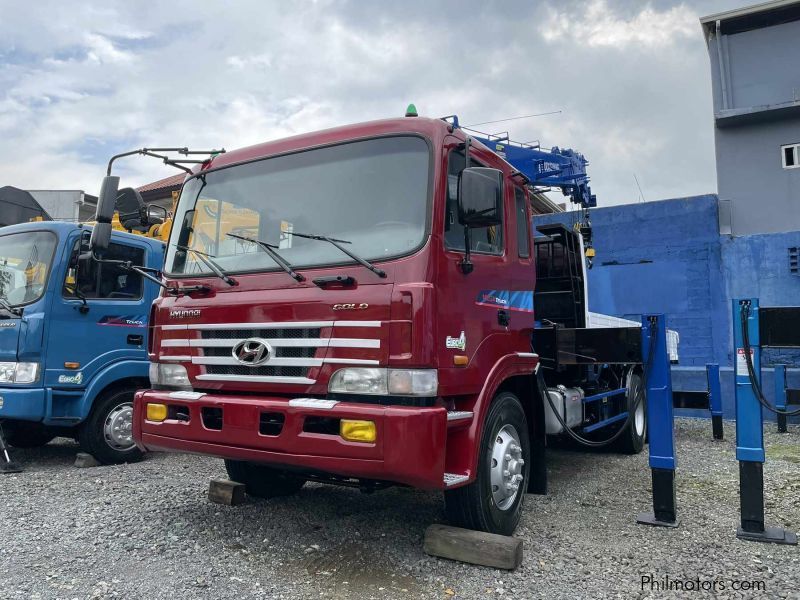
[78,387,143,465]
[445,392,530,535]
[224,460,306,498]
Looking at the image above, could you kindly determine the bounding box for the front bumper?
[134,390,448,489]
[0,387,46,421]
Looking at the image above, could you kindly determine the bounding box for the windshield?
[0,231,57,307]
[165,135,430,276]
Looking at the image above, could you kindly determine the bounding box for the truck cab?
[0,221,164,463]
[132,116,646,535]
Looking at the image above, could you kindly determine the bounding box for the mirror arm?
[460,226,474,275]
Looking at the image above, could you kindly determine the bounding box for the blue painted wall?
[535,194,800,420]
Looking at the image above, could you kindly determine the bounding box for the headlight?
[329,368,437,396]
[149,363,191,389]
[0,362,39,384]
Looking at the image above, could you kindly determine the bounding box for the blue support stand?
[733,299,796,545]
[637,314,678,528]
[707,363,723,440]
[774,365,787,434]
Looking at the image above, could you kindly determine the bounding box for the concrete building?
[701,0,800,235]
[27,190,97,222]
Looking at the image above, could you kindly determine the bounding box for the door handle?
[127,334,144,346]
[497,310,510,327]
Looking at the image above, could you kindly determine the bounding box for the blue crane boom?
[442,115,597,209]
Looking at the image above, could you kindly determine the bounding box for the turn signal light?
[64,362,80,370]
[453,355,468,366]
[340,419,376,443]
[146,403,168,422]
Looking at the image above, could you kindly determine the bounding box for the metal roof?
[700,0,800,31]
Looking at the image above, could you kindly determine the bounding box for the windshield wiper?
[225,233,304,282]
[174,244,237,286]
[0,297,22,317]
[287,232,387,278]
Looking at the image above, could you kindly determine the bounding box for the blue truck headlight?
[329,368,437,396]
[0,362,39,384]
[149,363,191,390]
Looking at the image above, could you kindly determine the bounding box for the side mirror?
[458,167,503,228]
[90,176,118,253]
[94,176,119,224]
[144,204,167,225]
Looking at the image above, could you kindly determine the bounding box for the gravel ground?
[0,418,798,600]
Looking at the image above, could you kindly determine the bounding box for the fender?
[461,352,539,480]
[74,359,150,421]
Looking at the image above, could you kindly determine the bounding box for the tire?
[3,421,55,448]
[224,459,306,498]
[445,391,530,536]
[615,371,647,454]
[78,387,143,465]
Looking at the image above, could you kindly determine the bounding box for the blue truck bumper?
[0,387,47,421]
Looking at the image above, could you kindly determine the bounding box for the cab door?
[435,138,515,397]
[44,232,149,409]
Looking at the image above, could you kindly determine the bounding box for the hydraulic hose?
[541,319,657,448]
[740,302,800,417]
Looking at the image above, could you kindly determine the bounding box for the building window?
[781,143,799,169]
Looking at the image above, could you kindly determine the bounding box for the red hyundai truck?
[90,112,650,535]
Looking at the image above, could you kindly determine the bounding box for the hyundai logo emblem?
[232,338,272,366]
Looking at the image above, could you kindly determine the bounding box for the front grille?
[205,365,307,378]
[202,346,316,359]
[201,328,321,340]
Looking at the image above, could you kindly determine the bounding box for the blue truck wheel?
[78,387,143,465]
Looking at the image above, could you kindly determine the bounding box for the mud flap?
[527,370,547,495]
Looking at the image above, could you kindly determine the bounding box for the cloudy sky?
[0,0,746,207]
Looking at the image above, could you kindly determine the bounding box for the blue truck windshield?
[165,135,430,276]
[0,231,57,307]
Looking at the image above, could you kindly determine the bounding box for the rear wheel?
[78,387,143,465]
[615,371,647,454]
[224,460,306,498]
[3,421,55,448]
[445,392,530,535]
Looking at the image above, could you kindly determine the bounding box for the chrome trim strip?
[323,358,380,365]
[167,390,206,400]
[443,473,470,486]
[195,374,316,384]
[515,352,539,358]
[161,338,380,349]
[187,321,333,330]
[333,321,382,328]
[162,324,189,330]
[192,356,323,367]
[288,398,339,409]
[160,355,192,362]
[447,411,474,421]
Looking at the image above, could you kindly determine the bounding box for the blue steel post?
[733,299,797,545]
[706,363,723,440]
[774,365,787,433]
[636,314,678,528]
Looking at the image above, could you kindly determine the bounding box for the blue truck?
[0,220,164,465]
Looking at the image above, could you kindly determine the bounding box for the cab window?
[514,186,530,258]
[63,239,144,300]
[444,148,504,255]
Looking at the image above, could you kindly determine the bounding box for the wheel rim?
[104,402,135,451]
[633,379,645,436]
[489,424,524,511]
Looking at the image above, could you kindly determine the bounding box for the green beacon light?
[405,103,418,117]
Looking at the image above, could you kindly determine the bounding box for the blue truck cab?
[0,220,163,464]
